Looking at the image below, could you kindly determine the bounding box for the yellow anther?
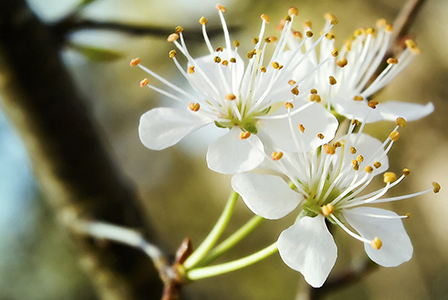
[271,151,284,161]
[239,131,251,140]
[188,102,200,112]
[252,37,260,44]
[214,56,222,63]
[225,93,236,101]
[216,46,223,52]
[230,57,237,63]
[233,40,241,48]
[289,6,299,16]
[130,57,141,66]
[292,31,303,39]
[271,62,280,69]
[333,141,342,148]
[304,20,312,29]
[385,24,393,32]
[337,58,348,68]
[310,88,318,95]
[353,162,359,171]
[405,39,421,54]
[352,159,358,166]
[371,237,382,250]
[139,78,149,87]
[285,102,294,109]
[284,15,292,22]
[247,49,256,59]
[175,26,184,33]
[331,49,339,57]
[317,133,325,140]
[310,94,321,103]
[350,147,357,154]
[353,95,364,101]
[366,27,375,35]
[215,3,226,12]
[383,172,398,183]
[260,66,267,73]
[199,17,208,25]
[404,213,411,219]
[396,117,407,128]
[324,13,338,25]
[326,33,336,40]
[373,161,381,168]
[403,168,411,176]
[167,33,180,42]
[291,87,299,95]
[432,182,441,193]
[260,14,270,23]
[306,31,314,38]
[288,80,296,86]
[368,100,379,109]
[324,144,336,155]
[357,155,364,162]
[387,58,399,64]
[222,60,229,66]
[188,66,195,74]
[351,119,360,126]
[168,50,177,58]
[298,124,305,133]
[389,131,400,141]
[376,18,387,28]
[321,203,334,216]
[354,28,365,37]
[365,166,373,173]
[268,35,278,42]
[345,40,352,51]
[329,76,337,85]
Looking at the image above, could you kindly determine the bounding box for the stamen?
[199,16,208,25]
[337,57,348,68]
[331,49,339,57]
[324,13,338,25]
[321,203,334,216]
[405,39,421,54]
[373,161,381,168]
[371,237,382,250]
[167,33,180,42]
[239,131,251,140]
[215,46,223,52]
[353,95,364,101]
[252,37,259,44]
[271,151,284,161]
[310,88,318,94]
[288,80,296,86]
[130,58,141,66]
[175,26,184,33]
[168,50,176,58]
[383,172,397,183]
[317,133,325,140]
[215,3,226,12]
[298,124,305,133]
[225,93,237,101]
[214,56,222,63]
[259,66,267,73]
[432,182,441,193]
[402,168,411,176]
[357,155,364,162]
[396,117,407,128]
[285,102,294,109]
[188,66,195,74]
[368,100,379,109]
[350,146,357,154]
[292,31,303,39]
[324,144,336,155]
[365,166,373,173]
[188,102,200,112]
[139,78,149,87]
[260,14,270,23]
[233,40,241,47]
[387,58,399,64]
[306,31,314,38]
[289,6,299,16]
[291,87,299,95]
[310,94,321,102]
[329,76,337,85]
[389,131,400,141]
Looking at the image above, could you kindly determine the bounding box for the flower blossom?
[134,5,338,174]
[283,15,434,123]
[232,113,440,287]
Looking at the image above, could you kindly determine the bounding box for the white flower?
[232,117,439,287]
[284,15,434,123]
[134,5,338,174]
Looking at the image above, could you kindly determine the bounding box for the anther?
[357,155,364,162]
[324,13,338,25]
[310,89,317,95]
[406,213,412,219]
[222,60,229,66]
[298,124,305,133]
[351,119,360,126]
[270,62,279,69]
[260,66,267,73]
[350,147,357,154]
[387,58,399,64]
[326,33,336,40]
[271,151,283,161]
[169,50,177,58]
[383,172,398,183]
[317,133,325,140]
[268,36,278,42]
[402,168,411,176]
[284,15,292,22]
[366,27,375,35]
[289,6,299,16]
[321,203,334,216]
[368,100,379,109]
[371,237,382,250]
[337,58,348,68]
[373,161,381,168]
[216,4,226,12]
[252,37,260,44]
[304,20,312,29]
[292,31,303,39]
[233,40,241,48]
[376,19,387,28]
[291,87,299,95]
[324,144,336,155]
[306,31,314,38]
[214,56,222,63]
[354,28,364,37]
[385,24,393,32]
[239,131,251,140]
[432,182,441,193]
[389,131,400,141]
[225,93,237,101]
[333,141,342,148]
[331,49,339,57]
[353,161,359,171]
[247,49,256,59]
[130,58,141,66]
[139,78,149,87]
[188,102,200,112]
[353,95,364,101]
[310,94,321,102]
[175,26,184,33]
[288,80,296,86]
[396,117,407,128]
[230,57,237,63]
[188,66,195,74]
[199,17,208,25]
[285,102,294,109]
[345,40,352,51]
[405,39,421,54]
[329,76,337,85]
[167,33,180,42]
[365,166,373,173]
[260,14,270,23]
[216,46,223,52]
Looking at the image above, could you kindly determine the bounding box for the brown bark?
[0,0,163,299]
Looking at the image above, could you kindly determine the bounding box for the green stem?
[187,242,278,280]
[196,215,265,267]
[183,190,239,269]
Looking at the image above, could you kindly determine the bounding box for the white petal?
[343,207,413,267]
[278,216,337,288]
[206,127,264,174]
[376,101,434,122]
[261,102,338,152]
[139,108,213,150]
[231,173,301,219]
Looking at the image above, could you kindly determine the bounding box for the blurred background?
[1,0,447,299]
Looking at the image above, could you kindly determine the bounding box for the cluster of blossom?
[131,4,439,288]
